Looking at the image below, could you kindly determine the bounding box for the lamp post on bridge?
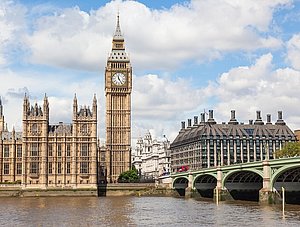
[263,141,270,161]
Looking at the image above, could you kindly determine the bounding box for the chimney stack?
[193,116,198,126]
[228,110,238,125]
[188,119,192,127]
[207,110,216,124]
[181,121,185,130]
[200,113,205,124]
[266,114,272,125]
[275,111,285,125]
[254,110,264,125]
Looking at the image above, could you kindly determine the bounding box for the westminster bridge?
[170,157,300,204]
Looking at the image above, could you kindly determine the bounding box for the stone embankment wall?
[99,183,175,197]
[0,182,174,197]
[0,185,98,197]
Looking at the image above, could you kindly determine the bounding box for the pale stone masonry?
[0,95,98,189]
[132,131,171,179]
[0,15,133,186]
[105,15,132,183]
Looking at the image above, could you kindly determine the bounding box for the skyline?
[1,0,300,143]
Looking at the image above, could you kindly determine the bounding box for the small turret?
[0,96,3,117]
[0,96,4,132]
[73,94,78,118]
[23,93,30,118]
[43,94,49,119]
[93,94,97,119]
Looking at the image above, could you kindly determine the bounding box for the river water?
[1,196,300,227]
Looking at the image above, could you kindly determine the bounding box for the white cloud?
[23,0,290,71]
[0,68,103,133]
[205,53,300,130]
[131,73,208,141]
[133,74,206,120]
[0,0,26,65]
[286,33,300,70]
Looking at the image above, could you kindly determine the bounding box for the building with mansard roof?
[0,95,98,189]
[170,110,296,173]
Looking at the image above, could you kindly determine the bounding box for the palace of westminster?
[0,16,132,188]
[0,16,299,189]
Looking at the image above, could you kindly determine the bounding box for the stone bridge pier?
[259,160,281,204]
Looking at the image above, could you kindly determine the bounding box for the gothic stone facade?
[170,110,296,173]
[105,16,132,183]
[0,95,98,189]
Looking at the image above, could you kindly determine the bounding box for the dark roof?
[48,124,72,135]
[171,122,296,148]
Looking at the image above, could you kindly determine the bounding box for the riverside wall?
[0,183,175,197]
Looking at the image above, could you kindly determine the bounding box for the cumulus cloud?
[131,73,209,141]
[23,0,289,71]
[205,53,300,130]
[0,0,26,65]
[133,74,206,119]
[286,34,300,70]
[0,68,102,132]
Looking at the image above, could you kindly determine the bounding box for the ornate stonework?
[0,95,98,189]
[105,15,132,183]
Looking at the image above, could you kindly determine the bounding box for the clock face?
[112,72,126,85]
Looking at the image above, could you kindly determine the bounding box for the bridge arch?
[271,164,300,187]
[173,176,189,188]
[222,169,263,187]
[193,174,217,198]
[173,176,189,197]
[271,164,300,204]
[223,170,263,201]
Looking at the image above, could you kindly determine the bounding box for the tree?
[275,142,300,158]
[118,167,139,183]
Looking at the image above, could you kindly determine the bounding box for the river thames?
[1,196,300,226]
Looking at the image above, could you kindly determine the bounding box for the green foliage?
[275,142,300,158]
[118,167,139,183]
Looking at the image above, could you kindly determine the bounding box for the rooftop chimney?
[200,113,205,124]
[193,116,198,126]
[249,120,253,125]
[181,121,185,129]
[275,111,285,125]
[207,110,216,124]
[228,110,238,125]
[188,119,192,127]
[266,114,272,125]
[254,110,264,125]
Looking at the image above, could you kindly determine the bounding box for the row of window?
[2,162,89,175]
[1,145,22,158]
[1,143,93,158]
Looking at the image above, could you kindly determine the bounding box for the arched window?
[31,123,38,134]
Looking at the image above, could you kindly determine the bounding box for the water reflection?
[0,197,300,226]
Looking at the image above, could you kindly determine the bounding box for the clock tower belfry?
[105,15,132,183]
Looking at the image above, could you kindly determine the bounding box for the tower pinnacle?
[113,13,123,40]
[0,96,3,117]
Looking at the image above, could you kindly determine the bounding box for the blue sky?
[1,0,300,143]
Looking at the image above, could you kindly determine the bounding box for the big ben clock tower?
[105,15,132,183]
